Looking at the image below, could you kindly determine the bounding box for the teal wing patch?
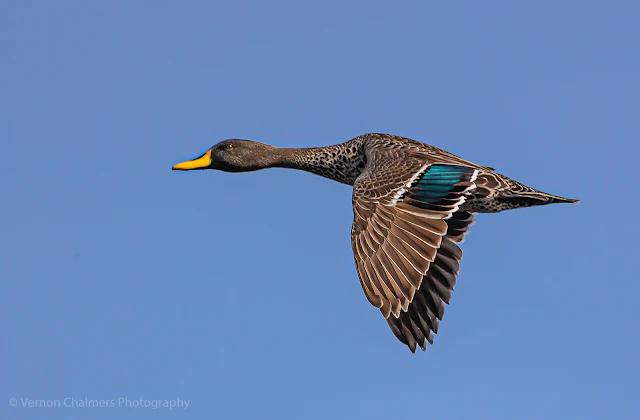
[402,164,478,212]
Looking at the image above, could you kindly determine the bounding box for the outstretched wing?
[385,210,475,352]
[351,154,478,352]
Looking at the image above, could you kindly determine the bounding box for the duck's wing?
[383,210,475,351]
[351,153,478,352]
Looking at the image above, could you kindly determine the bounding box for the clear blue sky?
[3,1,639,419]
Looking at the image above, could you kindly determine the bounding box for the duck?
[172,133,578,352]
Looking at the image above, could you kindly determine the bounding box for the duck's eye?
[221,144,233,150]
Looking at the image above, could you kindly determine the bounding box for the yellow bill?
[172,150,212,171]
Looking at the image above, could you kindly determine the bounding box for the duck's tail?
[467,172,579,213]
[496,190,579,210]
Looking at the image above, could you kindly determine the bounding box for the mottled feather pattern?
[275,133,577,351]
[284,138,367,185]
[339,134,575,352]
[177,132,577,353]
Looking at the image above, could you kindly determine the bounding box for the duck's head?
[172,139,279,173]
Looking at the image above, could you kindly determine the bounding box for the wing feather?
[351,151,478,352]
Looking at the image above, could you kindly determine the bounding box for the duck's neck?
[271,140,366,185]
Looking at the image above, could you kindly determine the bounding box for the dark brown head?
[172,139,279,172]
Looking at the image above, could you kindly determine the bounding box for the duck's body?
[173,133,578,352]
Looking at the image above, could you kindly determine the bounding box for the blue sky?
[3,1,639,419]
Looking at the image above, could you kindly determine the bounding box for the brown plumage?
[173,133,578,352]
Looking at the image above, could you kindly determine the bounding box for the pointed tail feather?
[465,171,579,212]
[497,190,579,209]
[547,195,579,204]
